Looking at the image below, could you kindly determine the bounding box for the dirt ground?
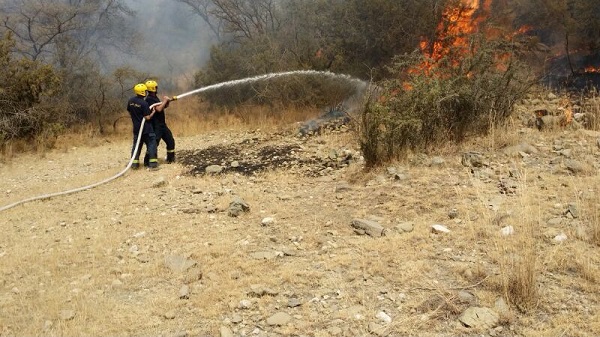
[0,119,599,337]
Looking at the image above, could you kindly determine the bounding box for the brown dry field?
[0,104,599,337]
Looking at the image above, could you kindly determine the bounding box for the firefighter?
[144,80,176,164]
[127,83,158,169]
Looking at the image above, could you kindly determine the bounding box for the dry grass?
[1,99,599,336]
[1,99,323,163]
[166,99,322,137]
[580,92,600,130]
[584,198,600,247]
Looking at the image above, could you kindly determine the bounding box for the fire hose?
[0,70,365,213]
[0,101,167,212]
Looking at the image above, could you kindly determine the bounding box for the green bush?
[360,33,534,167]
[0,34,63,142]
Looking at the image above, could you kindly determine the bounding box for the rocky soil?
[0,94,599,337]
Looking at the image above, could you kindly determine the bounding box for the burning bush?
[360,32,533,167]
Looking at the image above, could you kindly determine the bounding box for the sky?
[123,0,215,91]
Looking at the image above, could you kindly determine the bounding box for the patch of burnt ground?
[179,137,350,177]
[179,110,356,176]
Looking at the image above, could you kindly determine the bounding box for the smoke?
[122,0,215,91]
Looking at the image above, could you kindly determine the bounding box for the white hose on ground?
[0,102,161,212]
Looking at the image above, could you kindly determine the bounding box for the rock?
[228,197,250,217]
[164,255,197,273]
[183,267,203,284]
[396,222,415,233]
[231,314,243,324]
[152,176,167,188]
[565,160,589,174]
[219,326,234,337]
[248,284,279,297]
[261,217,275,226]
[164,309,176,320]
[335,182,352,192]
[249,251,278,260]
[461,152,486,168]
[448,208,459,219]
[458,307,499,329]
[205,165,223,174]
[335,305,365,320]
[288,298,302,308]
[179,285,190,299]
[494,297,510,317]
[266,312,292,326]
[230,161,240,168]
[59,310,76,321]
[238,299,253,309]
[566,204,579,218]
[458,291,477,304]
[559,149,573,158]
[540,115,561,130]
[553,233,568,243]
[376,311,392,324]
[329,149,338,160]
[386,166,398,175]
[393,173,409,181]
[431,224,450,234]
[351,219,386,237]
[430,157,445,166]
[368,322,387,337]
[503,143,538,156]
[43,320,53,330]
[500,226,515,236]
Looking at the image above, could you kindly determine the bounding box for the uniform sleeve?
[142,101,151,117]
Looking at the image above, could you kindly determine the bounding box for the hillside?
[0,98,599,337]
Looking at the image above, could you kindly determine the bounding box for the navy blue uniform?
[146,93,175,163]
[127,95,158,168]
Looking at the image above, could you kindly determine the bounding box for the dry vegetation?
[0,97,599,337]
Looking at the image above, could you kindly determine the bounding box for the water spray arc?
[0,70,366,212]
[174,70,366,100]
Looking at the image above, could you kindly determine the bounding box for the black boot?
[166,151,175,163]
[148,158,159,170]
[143,153,150,167]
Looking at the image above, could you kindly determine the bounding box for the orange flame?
[559,98,573,126]
[415,0,491,74]
[400,0,527,92]
[584,66,600,73]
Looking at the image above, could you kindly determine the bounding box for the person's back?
[127,95,152,135]
[128,83,158,169]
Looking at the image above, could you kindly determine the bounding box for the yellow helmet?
[134,83,147,96]
[145,80,158,93]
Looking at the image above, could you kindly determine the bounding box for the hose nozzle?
[171,95,178,101]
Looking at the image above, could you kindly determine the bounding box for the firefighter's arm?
[153,96,172,112]
[143,106,156,120]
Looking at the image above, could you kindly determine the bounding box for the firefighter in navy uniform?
[144,80,176,164]
[127,83,158,169]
